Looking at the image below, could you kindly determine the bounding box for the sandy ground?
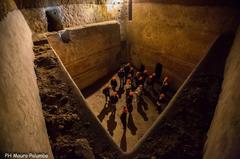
[85,76,161,152]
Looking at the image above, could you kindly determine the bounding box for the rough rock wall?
[17,0,127,40]
[14,0,104,8]
[20,4,112,33]
[0,2,53,158]
[0,0,16,20]
[47,21,121,90]
[127,2,240,88]
[203,27,240,159]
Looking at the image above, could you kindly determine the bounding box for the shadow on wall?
[45,7,63,32]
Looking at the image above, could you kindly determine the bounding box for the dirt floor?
[83,73,169,152]
[33,37,120,159]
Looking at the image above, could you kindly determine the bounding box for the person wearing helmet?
[125,79,132,97]
[124,63,131,83]
[126,91,134,113]
[161,76,169,93]
[162,82,169,93]
[118,68,125,89]
[133,71,141,89]
[137,76,143,87]
[135,85,143,104]
[102,85,110,103]
[156,93,166,113]
[110,91,119,104]
[127,74,133,82]
[142,69,148,84]
[162,76,169,86]
[111,76,118,91]
[145,75,153,90]
[135,71,141,79]
[110,92,119,114]
[120,106,128,129]
[129,67,134,78]
[152,73,156,89]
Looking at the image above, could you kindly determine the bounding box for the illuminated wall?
[47,21,121,90]
[127,2,240,88]
[16,0,128,39]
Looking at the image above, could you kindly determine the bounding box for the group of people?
[102,62,171,129]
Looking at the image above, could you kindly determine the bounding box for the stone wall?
[203,27,240,159]
[127,2,240,88]
[20,4,112,33]
[47,21,121,90]
[16,0,128,40]
[0,1,53,157]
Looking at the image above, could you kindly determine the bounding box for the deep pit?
[1,0,240,159]
[46,22,177,151]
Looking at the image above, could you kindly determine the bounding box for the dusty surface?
[33,37,120,159]
[127,3,240,89]
[84,72,172,152]
[47,22,121,90]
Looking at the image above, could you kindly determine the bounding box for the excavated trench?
[45,22,177,152]
[32,18,235,159]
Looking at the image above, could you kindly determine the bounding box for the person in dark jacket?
[140,64,145,73]
[102,85,110,103]
[126,91,134,113]
[120,106,128,129]
[145,75,153,91]
[110,92,119,104]
[124,63,131,83]
[142,69,148,84]
[137,76,144,87]
[125,79,132,97]
[111,77,118,91]
[155,63,162,81]
[135,85,143,105]
[161,76,169,93]
[118,68,125,89]
[156,93,166,113]
[133,71,141,89]
[151,73,156,89]
[129,67,134,78]
[110,92,119,114]
[161,82,169,94]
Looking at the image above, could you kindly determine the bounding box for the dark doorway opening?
[45,9,63,32]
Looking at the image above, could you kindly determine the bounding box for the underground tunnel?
[1,0,240,159]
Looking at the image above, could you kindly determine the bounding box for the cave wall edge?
[0,0,53,158]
